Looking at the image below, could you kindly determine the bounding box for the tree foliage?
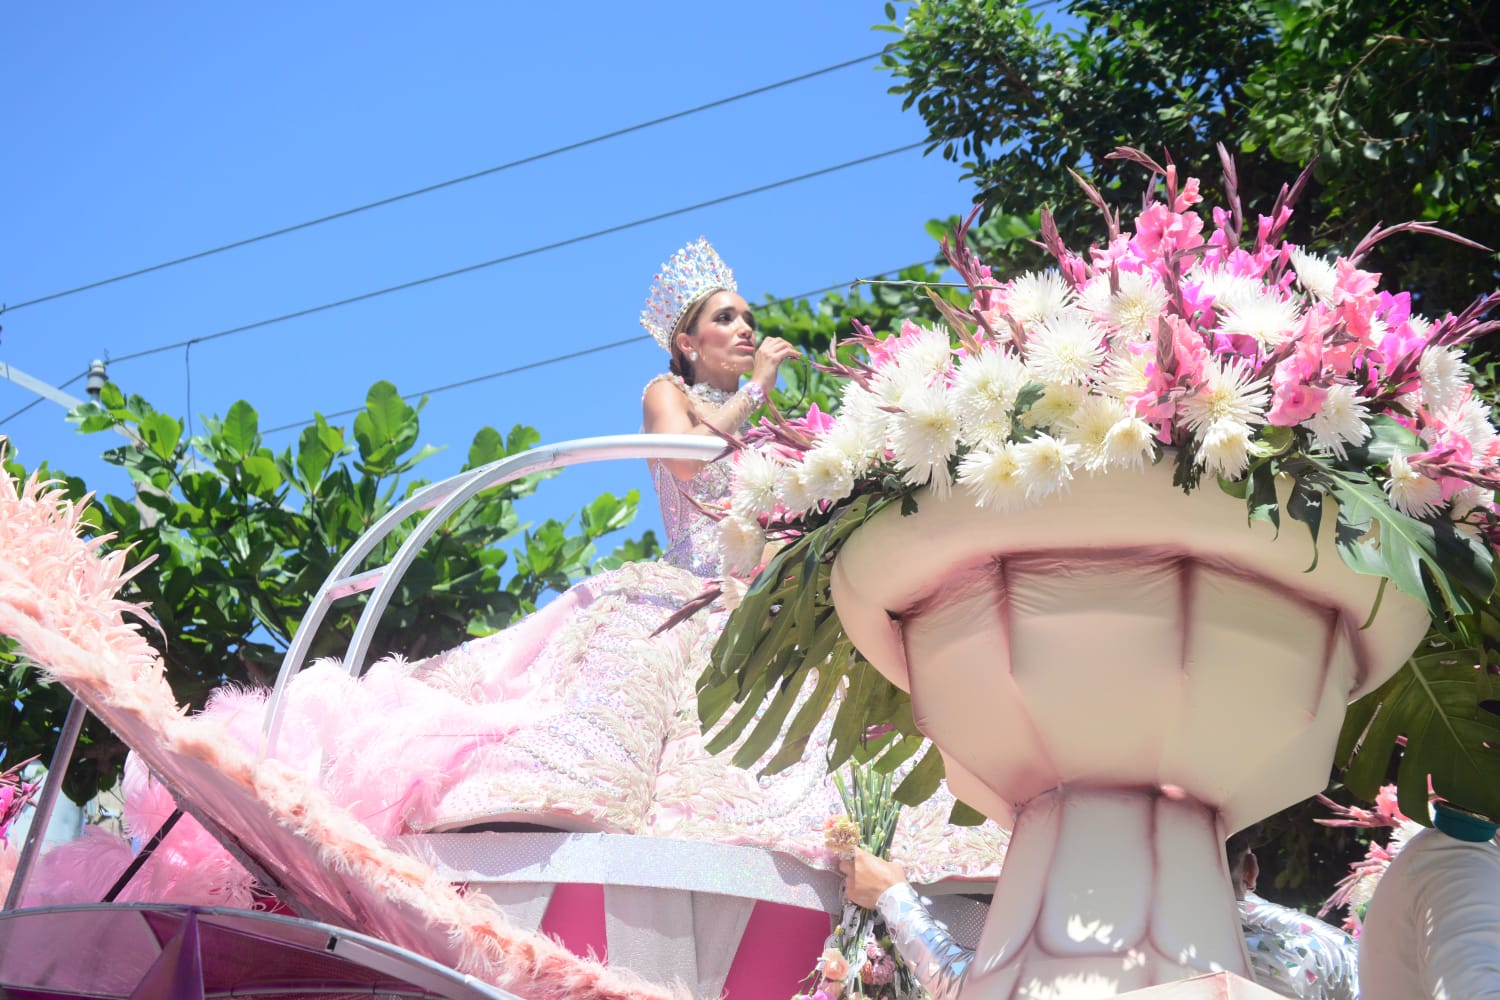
[880,0,1500,314]
[0,380,656,801]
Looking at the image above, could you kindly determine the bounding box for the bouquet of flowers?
[0,756,39,846]
[1317,785,1426,935]
[697,148,1500,821]
[799,764,923,1000]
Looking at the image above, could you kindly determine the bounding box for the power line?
[2,50,888,313]
[107,143,924,365]
[259,262,938,435]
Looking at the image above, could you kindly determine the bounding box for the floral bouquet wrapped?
[697,148,1500,822]
[0,756,39,847]
[799,764,922,1000]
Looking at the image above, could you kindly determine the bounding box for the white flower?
[818,417,881,473]
[1216,289,1302,346]
[777,465,820,517]
[1418,346,1470,415]
[1290,249,1338,303]
[872,362,930,411]
[837,384,890,450]
[718,515,767,577]
[1059,394,1129,473]
[1188,266,1262,315]
[956,444,1031,511]
[730,449,785,520]
[1014,432,1080,501]
[1003,270,1074,327]
[888,383,960,494]
[1022,382,1087,431]
[1179,357,1271,436]
[1450,484,1493,521]
[891,324,957,385]
[1386,452,1443,519]
[1446,396,1500,458]
[1098,346,1152,404]
[1027,310,1106,385]
[1304,384,1372,459]
[1196,420,1255,479]
[798,443,857,507]
[1103,415,1157,471]
[1102,270,1169,341]
[952,347,1030,445]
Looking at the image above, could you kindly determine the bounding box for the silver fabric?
[1241,892,1360,1000]
[602,885,755,998]
[395,831,844,912]
[877,882,971,1000]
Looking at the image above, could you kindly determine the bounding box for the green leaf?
[139,411,182,461]
[893,743,946,805]
[220,400,259,456]
[1286,476,1324,571]
[1339,645,1500,822]
[241,455,282,496]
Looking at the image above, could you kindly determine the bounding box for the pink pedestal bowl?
[830,459,1430,999]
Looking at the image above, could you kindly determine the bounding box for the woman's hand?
[836,847,908,909]
[751,336,800,393]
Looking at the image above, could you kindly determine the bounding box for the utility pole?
[0,358,142,446]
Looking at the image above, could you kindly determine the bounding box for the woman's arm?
[839,849,972,1000]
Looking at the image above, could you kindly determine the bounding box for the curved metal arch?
[259,433,725,759]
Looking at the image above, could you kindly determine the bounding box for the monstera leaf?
[1339,639,1500,824]
[697,490,947,806]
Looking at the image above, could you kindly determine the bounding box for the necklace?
[690,381,736,407]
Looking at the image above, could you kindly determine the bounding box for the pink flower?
[1374,784,1407,825]
[862,953,897,986]
[820,948,851,981]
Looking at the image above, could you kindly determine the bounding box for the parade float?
[1,149,1498,999]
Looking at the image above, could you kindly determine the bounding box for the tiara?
[640,238,737,351]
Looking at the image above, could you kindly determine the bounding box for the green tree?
[0,380,656,802]
[880,0,1500,314]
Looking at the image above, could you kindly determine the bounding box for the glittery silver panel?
[1241,892,1360,1000]
[877,881,972,1000]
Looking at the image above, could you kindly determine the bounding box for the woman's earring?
[689,351,699,362]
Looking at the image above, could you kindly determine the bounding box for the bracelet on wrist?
[740,381,767,408]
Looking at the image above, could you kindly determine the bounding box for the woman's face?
[679,290,756,379]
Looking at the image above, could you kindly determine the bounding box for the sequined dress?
[277,375,1008,876]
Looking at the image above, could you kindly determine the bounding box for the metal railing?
[258,433,724,759]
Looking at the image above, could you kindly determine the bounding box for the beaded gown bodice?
[649,376,740,579]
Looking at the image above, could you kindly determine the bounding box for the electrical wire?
[2,50,888,313]
[0,370,89,427]
[105,143,924,365]
[258,261,938,435]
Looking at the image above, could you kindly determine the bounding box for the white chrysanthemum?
[718,515,767,577]
[1022,382,1087,431]
[888,383,960,494]
[817,417,881,473]
[1179,357,1271,436]
[1304,384,1372,459]
[952,347,1030,443]
[777,465,819,517]
[1419,346,1470,415]
[1216,289,1302,346]
[1408,314,1433,337]
[1450,484,1493,521]
[798,443,857,507]
[1290,249,1338,303]
[889,324,957,385]
[1445,396,1500,458]
[1386,452,1443,519]
[1027,310,1106,385]
[731,449,785,520]
[1103,415,1156,471]
[837,384,890,446]
[1098,347,1151,403]
[872,362,931,411]
[1196,420,1255,479]
[1003,270,1074,327]
[956,444,1031,511]
[1103,270,1170,341]
[1189,266,1263,315]
[1014,432,1080,501]
[1059,394,1129,473]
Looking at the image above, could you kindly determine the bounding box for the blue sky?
[0,3,978,554]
